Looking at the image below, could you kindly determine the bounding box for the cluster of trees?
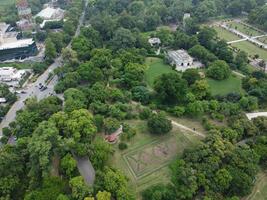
[2,0,267,199]
[44,0,84,63]
[0,84,17,121]
[248,4,267,31]
[143,111,267,200]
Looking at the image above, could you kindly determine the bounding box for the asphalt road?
[0,0,88,136]
[73,154,95,186]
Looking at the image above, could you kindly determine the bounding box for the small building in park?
[148,37,161,46]
[167,49,193,69]
[35,7,65,29]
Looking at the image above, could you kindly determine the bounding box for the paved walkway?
[246,112,267,120]
[73,153,95,186]
[171,121,205,138]
[221,23,267,49]
[232,71,246,78]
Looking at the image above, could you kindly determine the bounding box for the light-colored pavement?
[171,121,205,138]
[73,154,95,185]
[246,112,267,120]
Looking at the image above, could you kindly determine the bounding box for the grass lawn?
[110,120,202,199]
[141,26,172,39]
[207,74,243,96]
[230,41,267,60]
[213,26,241,42]
[0,62,35,70]
[228,21,262,36]
[145,57,175,87]
[258,36,267,44]
[246,171,267,200]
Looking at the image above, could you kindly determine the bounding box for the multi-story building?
[16,0,33,31]
[0,22,37,61]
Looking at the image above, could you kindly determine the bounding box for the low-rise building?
[0,39,37,61]
[167,49,193,67]
[0,98,7,104]
[0,23,37,61]
[35,7,65,29]
[148,37,161,46]
[0,67,26,82]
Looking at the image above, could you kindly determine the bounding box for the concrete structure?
[167,49,193,69]
[16,0,33,31]
[246,112,267,120]
[0,98,7,104]
[0,23,37,61]
[148,37,161,46]
[35,7,65,28]
[0,67,26,82]
[16,19,33,31]
[36,7,64,20]
[16,0,32,21]
[183,13,191,27]
[105,125,123,143]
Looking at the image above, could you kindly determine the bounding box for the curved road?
[0,0,88,136]
[0,0,95,186]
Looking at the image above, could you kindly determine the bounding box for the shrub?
[118,142,128,150]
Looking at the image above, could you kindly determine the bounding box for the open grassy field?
[207,74,243,96]
[228,21,262,36]
[213,26,241,42]
[145,57,175,87]
[230,41,267,60]
[245,171,267,200]
[110,120,202,198]
[258,36,267,44]
[0,62,35,69]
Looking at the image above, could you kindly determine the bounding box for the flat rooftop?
[168,50,192,61]
[0,39,34,50]
[35,7,64,19]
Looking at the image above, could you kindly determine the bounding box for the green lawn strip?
[230,40,267,60]
[213,26,241,42]
[145,57,175,87]
[228,21,262,37]
[206,74,243,96]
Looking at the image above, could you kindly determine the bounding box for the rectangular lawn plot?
[123,136,189,180]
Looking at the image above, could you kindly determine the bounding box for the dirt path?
[171,121,205,138]
[244,171,267,200]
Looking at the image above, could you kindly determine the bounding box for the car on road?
[40,86,47,91]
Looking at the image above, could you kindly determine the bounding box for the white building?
[0,23,37,61]
[0,67,26,82]
[183,13,191,27]
[0,98,7,104]
[167,50,193,67]
[35,7,64,28]
[35,7,64,20]
[148,37,161,46]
